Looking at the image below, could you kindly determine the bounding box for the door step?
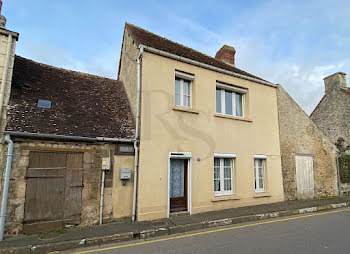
[170,211,190,217]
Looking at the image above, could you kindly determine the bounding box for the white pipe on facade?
[0,134,14,241]
[0,34,12,123]
[131,46,144,221]
[139,44,277,88]
[99,170,106,225]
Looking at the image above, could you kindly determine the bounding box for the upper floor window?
[216,82,246,117]
[175,71,194,108]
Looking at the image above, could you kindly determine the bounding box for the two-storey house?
[119,23,285,221]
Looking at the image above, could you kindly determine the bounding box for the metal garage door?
[23,151,83,233]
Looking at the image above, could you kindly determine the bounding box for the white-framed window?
[214,156,234,195]
[216,82,246,117]
[254,158,266,193]
[175,71,193,108]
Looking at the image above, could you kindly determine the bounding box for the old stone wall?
[0,31,17,207]
[311,73,350,152]
[118,27,139,120]
[277,85,339,200]
[1,140,114,236]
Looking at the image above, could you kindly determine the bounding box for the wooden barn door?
[295,155,314,199]
[64,153,84,225]
[24,151,83,233]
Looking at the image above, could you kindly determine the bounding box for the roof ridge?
[14,55,119,82]
[125,23,267,82]
[126,23,219,62]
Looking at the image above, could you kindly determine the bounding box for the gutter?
[139,44,277,88]
[0,34,12,125]
[131,45,144,221]
[3,131,134,143]
[0,134,14,241]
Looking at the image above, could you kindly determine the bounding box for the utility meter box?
[102,157,111,170]
[120,168,132,180]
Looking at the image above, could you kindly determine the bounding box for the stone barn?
[277,85,339,200]
[0,56,136,235]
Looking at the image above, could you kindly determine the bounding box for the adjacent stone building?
[277,85,339,200]
[1,56,136,235]
[0,6,19,194]
[311,72,350,152]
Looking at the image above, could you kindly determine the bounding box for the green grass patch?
[318,195,340,200]
[37,228,69,239]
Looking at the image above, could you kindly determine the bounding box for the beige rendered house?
[119,23,285,221]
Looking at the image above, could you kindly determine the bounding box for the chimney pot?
[215,45,236,66]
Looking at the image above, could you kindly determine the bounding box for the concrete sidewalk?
[1,196,350,253]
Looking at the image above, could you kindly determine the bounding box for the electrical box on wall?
[120,168,131,180]
[102,157,111,170]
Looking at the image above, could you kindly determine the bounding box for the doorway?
[295,155,315,199]
[169,158,188,213]
[23,151,83,233]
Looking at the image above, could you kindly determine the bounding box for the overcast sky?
[4,0,350,114]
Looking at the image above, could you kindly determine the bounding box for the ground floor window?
[254,158,266,192]
[214,157,234,195]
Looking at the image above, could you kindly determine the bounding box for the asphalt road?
[70,208,350,254]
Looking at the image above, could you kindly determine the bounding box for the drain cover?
[151,221,167,227]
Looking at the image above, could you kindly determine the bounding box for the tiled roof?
[341,88,350,96]
[6,56,135,139]
[311,88,350,117]
[125,23,267,82]
[310,95,325,117]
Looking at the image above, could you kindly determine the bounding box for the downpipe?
[99,170,106,225]
[132,46,144,221]
[336,153,342,196]
[0,134,14,241]
[132,141,139,221]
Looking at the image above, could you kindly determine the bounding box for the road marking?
[73,207,350,254]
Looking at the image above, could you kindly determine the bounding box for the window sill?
[173,106,199,114]
[212,195,240,202]
[253,192,271,198]
[214,113,252,122]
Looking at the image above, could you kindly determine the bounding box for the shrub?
[339,154,350,183]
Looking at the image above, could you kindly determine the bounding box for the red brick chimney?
[215,45,236,66]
